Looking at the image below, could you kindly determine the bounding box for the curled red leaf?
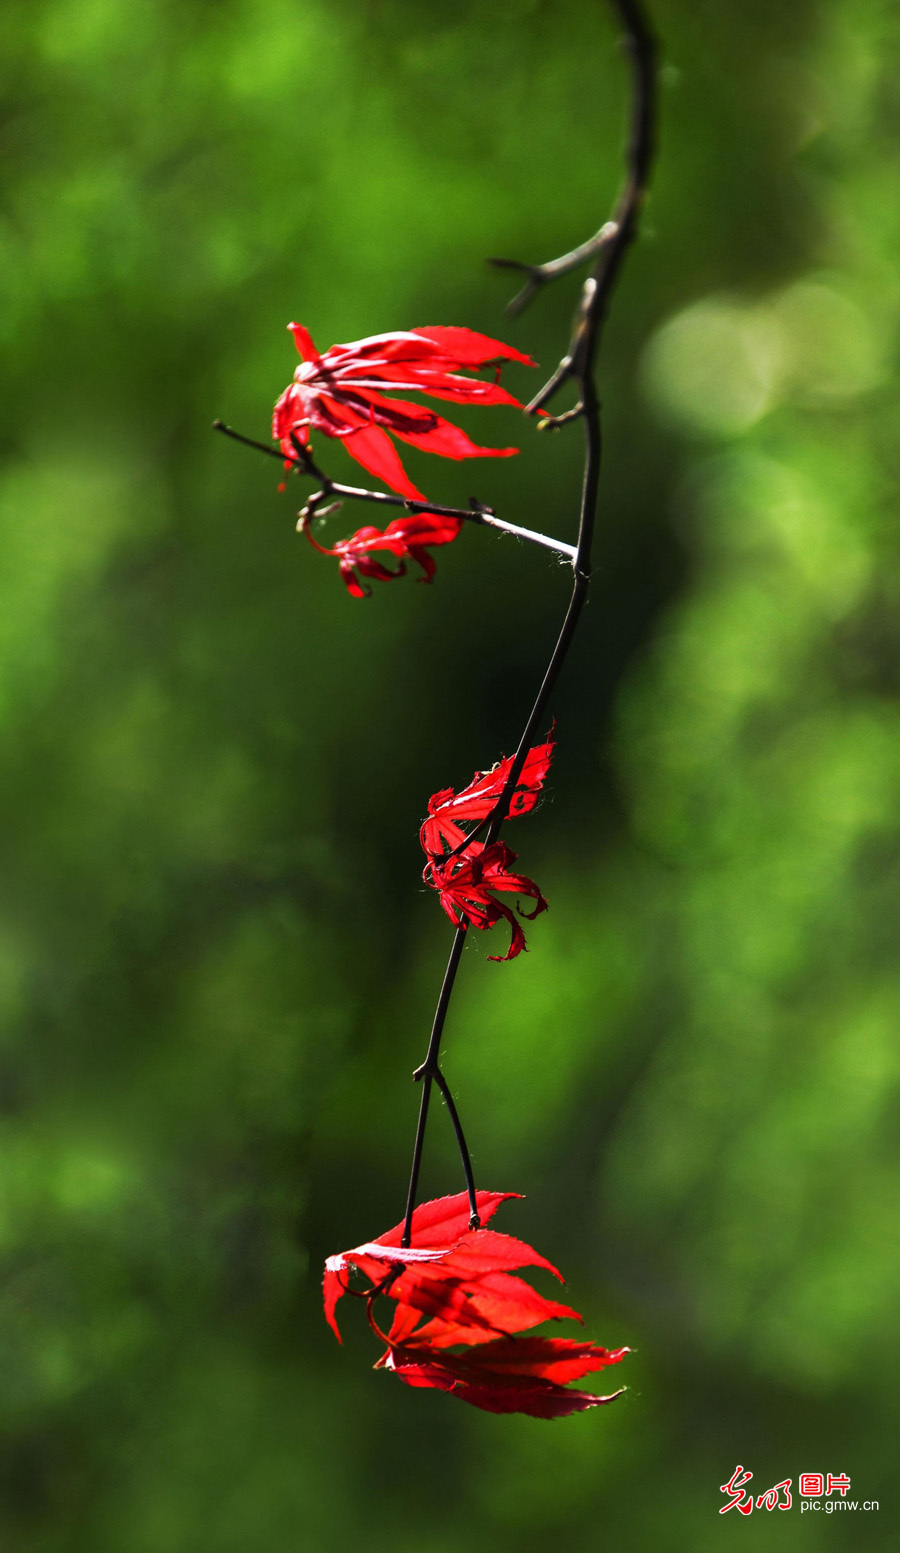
[323,1189,517,1341]
[424,840,547,961]
[420,737,554,959]
[305,510,463,598]
[273,325,535,499]
[420,736,555,856]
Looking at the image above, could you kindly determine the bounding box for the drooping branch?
[399,0,657,1248]
[473,0,656,843]
[215,1,657,1253]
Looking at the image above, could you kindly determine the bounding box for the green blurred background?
[2,0,898,1546]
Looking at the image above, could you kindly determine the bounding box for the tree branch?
[400,0,657,1242]
[488,220,619,317]
[400,925,472,1245]
[495,0,657,415]
[213,420,576,563]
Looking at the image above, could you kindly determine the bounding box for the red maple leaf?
[323,1188,517,1340]
[379,1342,627,1419]
[273,324,535,500]
[420,736,554,855]
[424,840,547,961]
[303,510,463,598]
[420,737,553,959]
[323,1190,628,1419]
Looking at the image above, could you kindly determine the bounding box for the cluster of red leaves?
[324,1191,628,1419]
[420,736,553,960]
[273,324,534,501]
[303,511,463,599]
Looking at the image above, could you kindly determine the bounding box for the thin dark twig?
[213,420,576,561]
[432,1070,479,1223]
[523,0,657,414]
[538,402,585,430]
[400,0,657,1243]
[400,925,471,1246]
[400,1076,434,1251]
[214,420,303,465]
[488,219,619,317]
[481,0,657,833]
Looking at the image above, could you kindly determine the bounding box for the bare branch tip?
[506,283,539,318]
[486,255,531,273]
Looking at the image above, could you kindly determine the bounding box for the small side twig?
[213,420,576,563]
[488,219,619,317]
